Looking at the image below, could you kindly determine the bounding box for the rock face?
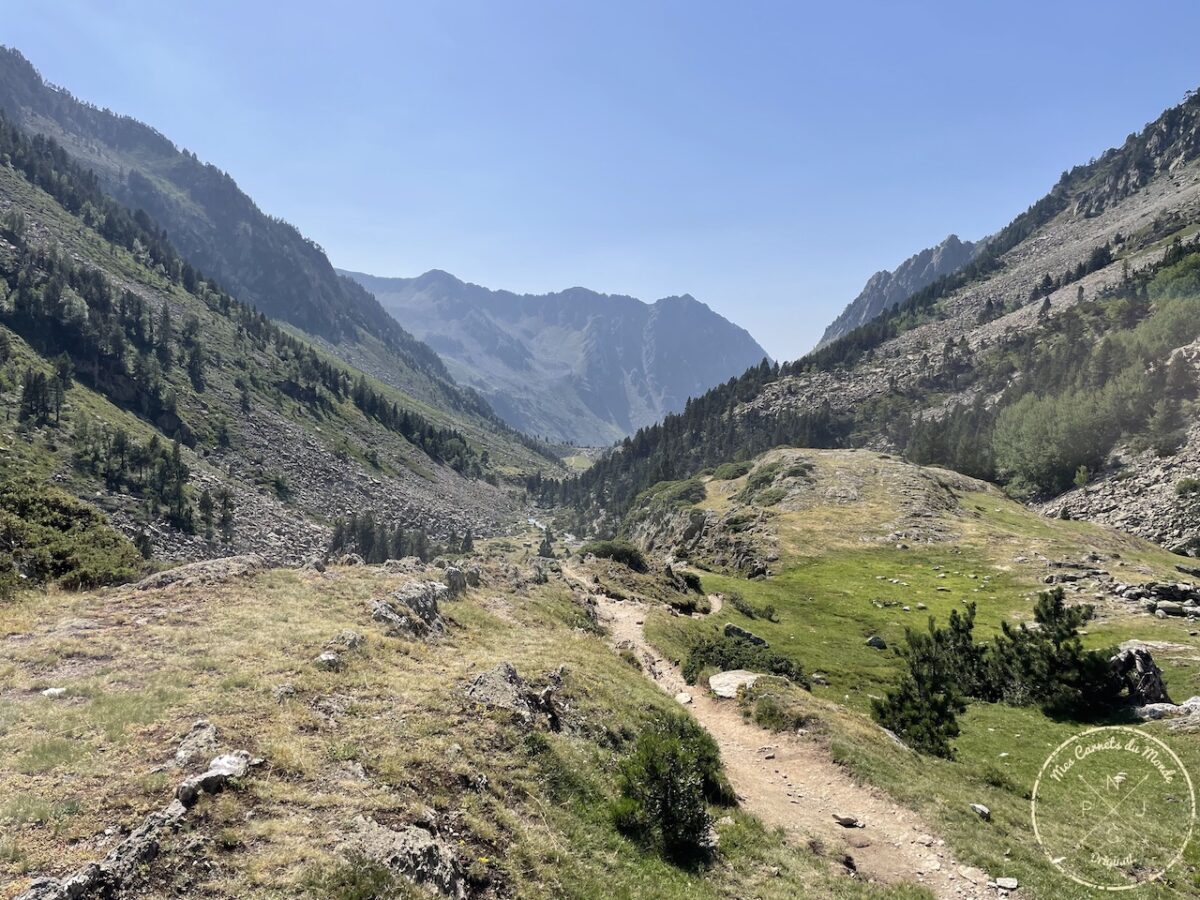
[342,268,769,445]
[708,669,761,699]
[342,816,466,899]
[818,234,982,347]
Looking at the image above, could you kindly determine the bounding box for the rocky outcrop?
[819,234,982,347]
[371,581,450,638]
[341,816,467,899]
[16,751,256,900]
[462,662,564,730]
[131,555,265,592]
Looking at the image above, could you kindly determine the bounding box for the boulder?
[865,635,887,650]
[175,752,252,808]
[708,669,761,699]
[464,662,535,724]
[372,581,448,637]
[326,629,365,652]
[970,803,991,821]
[315,651,343,671]
[1110,647,1172,705]
[1156,601,1186,617]
[174,720,219,767]
[996,876,1019,891]
[724,622,768,646]
[443,566,467,597]
[341,816,466,899]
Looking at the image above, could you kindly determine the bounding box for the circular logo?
[1032,726,1195,891]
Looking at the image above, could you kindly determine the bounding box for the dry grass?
[0,551,911,899]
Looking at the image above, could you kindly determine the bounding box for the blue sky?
[6,1,1200,359]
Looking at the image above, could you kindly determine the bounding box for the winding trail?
[589,586,991,898]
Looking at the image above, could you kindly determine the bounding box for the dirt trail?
[592,590,992,899]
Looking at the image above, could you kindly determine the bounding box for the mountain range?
[343,269,769,445]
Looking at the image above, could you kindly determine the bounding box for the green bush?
[681,633,806,687]
[726,591,779,622]
[0,481,143,592]
[580,539,647,572]
[611,715,733,862]
[874,590,1121,758]
[1176,477,1200,496]
[712,461,752,481]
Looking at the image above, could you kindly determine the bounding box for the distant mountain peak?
[818,233,984,347]
[340,269,769,445]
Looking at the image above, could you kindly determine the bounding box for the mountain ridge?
[343,268,770,445]
[817,234,984,347]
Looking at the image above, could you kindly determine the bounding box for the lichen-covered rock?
[443,566,467,597]
[341,816,466,899]
[372,580,448,638]
[175,751,251,808]
[175,720,219,767]
[132,555,265,591]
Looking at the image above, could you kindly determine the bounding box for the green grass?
[650,547,1028,711]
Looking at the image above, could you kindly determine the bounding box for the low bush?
[0,481,143,593]
[712,461,752,481]
[1176,477,1200,496]
[580,539,647,572]
[611,715,734,862]
[681,633,807,687]
[727,592,779,622]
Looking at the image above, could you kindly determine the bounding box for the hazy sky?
[6,1,1200,360]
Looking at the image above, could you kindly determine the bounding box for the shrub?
[712,461,752,481]
[0,482,142,592]
[726,592,779,622]
[1176,477,1200,496]
[871,619,968,759]
[580,540,647,572]
[681,633,806,687]
[611,715,733,862]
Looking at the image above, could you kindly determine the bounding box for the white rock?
[674,692,693,705]
[996,876,1019,890]
[708,669,761,698]
[41,687,67,698]
[970,802,991,821]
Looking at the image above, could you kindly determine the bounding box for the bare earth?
[592,590,992,899]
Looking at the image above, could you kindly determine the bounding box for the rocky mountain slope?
[817,234,982,347]
[0,46,497,422]
[0,115,555,571]
[344,269,769,445]
[551,87,1200,552]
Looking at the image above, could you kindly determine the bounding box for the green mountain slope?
[0,115,552,566]
[0,46,517,433]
